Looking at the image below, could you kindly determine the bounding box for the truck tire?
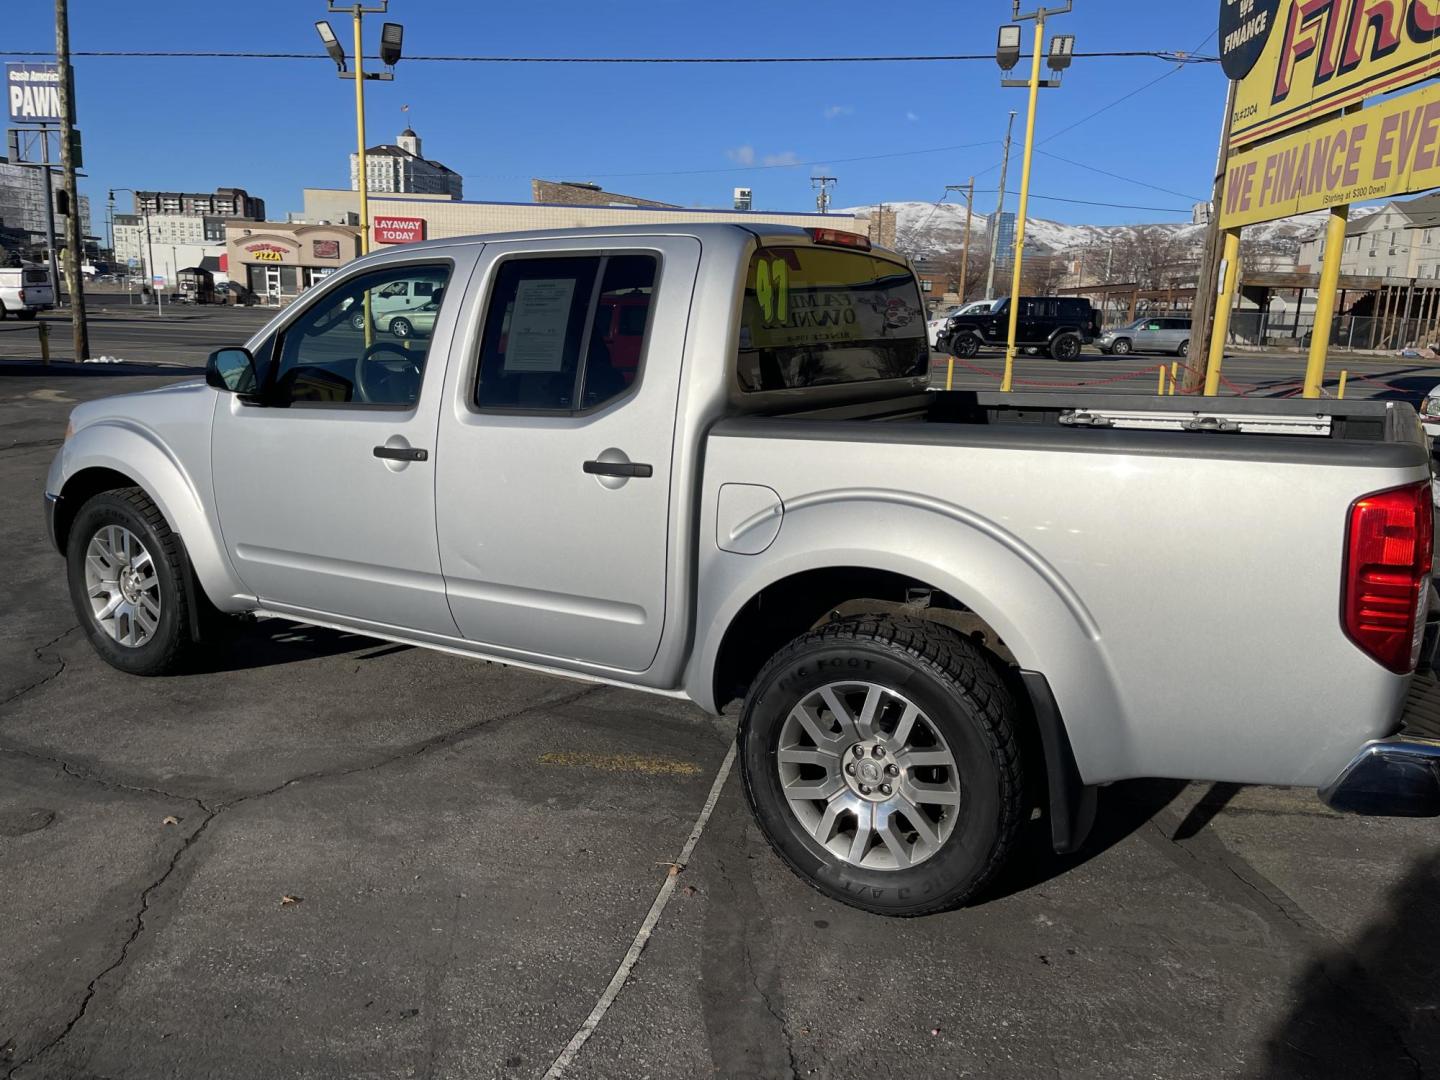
[951,332,981,359]
[1049,332,1082,360]
[16,309,36,321]
[1176,339,1190,358]
[65,487,200,676]
[739,615,1025,916]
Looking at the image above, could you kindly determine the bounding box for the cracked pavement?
[2,349,1439,1079]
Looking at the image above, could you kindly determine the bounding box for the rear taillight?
[1342,481,1434,673]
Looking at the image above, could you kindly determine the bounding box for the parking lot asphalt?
[3,351,1440,1079]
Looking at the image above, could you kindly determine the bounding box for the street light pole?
[995,2,1073,392]
[320,4,400,257]
[351,8,371,254]
[54,0,89,362]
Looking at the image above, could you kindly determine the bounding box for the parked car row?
[929,299,1194,361]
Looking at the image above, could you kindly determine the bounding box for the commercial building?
[233,183,871,306]
[350,128,462,199]
[529,179,677,208]
[225,222,362,303]
[298,187,867,244]
[990,211,1017,267]
[135,187,265,219]
[0,159,90,258]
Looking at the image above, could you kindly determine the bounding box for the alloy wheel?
[83,524,161,648]
[776,681,961,871]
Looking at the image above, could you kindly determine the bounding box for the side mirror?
[206,347,259,396]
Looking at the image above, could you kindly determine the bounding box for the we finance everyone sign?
[1221,80,1440,227]
[1226,0,1440,152]
[6,63,63,125]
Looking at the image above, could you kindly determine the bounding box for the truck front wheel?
[65,487,201,676]
[951,332,981,359]
[739,616,1025,916]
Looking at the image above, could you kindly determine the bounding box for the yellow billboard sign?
[1220,79,1440,227]
[1227,0,1440,151]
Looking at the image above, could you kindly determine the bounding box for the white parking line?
[541,740,737,1079]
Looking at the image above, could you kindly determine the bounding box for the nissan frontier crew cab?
[45,224,1440,916]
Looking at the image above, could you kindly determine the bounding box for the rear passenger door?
[434,237,700,673]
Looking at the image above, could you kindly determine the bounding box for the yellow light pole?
[1203,228,1241,396]
[1303,206,1349,398]
[316,5,403,257]
[996,3,1074,393]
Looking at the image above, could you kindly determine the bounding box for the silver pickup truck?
[44,224,1440,916]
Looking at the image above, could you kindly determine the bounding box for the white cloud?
[726,145,756,166]
[823,104,854,119]
[762,151,801,167]
[906,111,920,123]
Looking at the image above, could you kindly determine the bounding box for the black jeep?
[938,296,1101,361]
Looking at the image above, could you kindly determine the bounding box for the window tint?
[269,264,449,407]
[736,246,927,393]
[378,281,408,298]
[475,253,658,412]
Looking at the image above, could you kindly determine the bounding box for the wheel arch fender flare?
[56,421,248,609]
[685,491,1127,784]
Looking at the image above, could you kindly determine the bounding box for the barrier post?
[1169,361,1179,395]
[1157,364,1166,395]
[39,321,50,365]
[946,356,955,392]
[1337,369,1348,399]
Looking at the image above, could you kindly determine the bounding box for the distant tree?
[1108,227,1189,289]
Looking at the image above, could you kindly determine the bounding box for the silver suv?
[1098,317,1191,358]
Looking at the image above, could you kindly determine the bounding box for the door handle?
[373,445,428,462]
[583,459,652,478]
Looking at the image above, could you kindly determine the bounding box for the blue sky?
[5,0,1225,227]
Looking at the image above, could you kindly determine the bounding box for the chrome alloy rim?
[84,525,161,648]
[776,682,961,871]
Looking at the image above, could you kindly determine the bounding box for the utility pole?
[54,0,89,362]
[985,112,1017,300]
[1184,78,1238,394]
[812,176,837,215]
[946,180,976,303]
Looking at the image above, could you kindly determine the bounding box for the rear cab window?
[736,244,928,392]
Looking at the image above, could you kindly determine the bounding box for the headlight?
[1423,398,1440,417]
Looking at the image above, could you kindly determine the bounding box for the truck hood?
[69,378,210,434]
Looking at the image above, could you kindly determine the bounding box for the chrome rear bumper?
[1320,737,1440,817]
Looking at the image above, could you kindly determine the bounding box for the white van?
[0,263,56,319]
[347,276,440,329]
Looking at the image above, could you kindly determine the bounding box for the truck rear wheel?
[15,309,36,321]
[739,616,1024,916]
[65,487,200,676]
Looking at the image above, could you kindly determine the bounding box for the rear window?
[23,267,48,285]
[736,246,927,393]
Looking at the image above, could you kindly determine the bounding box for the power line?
[571,140,1001,179]
[1033,149,1204,203]
[0,48,1220,64]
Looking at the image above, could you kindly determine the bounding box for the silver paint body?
[47,224,1427,791]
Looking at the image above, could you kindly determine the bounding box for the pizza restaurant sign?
[1225,0,1440,151]
[244,243,291,263]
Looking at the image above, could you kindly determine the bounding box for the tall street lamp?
[996,1,1074,393]
[316,4,403,256]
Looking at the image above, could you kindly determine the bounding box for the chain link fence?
[1227,311,1440,352]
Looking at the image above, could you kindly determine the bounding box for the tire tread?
[741,614,1024,916]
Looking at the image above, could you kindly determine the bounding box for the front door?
[211,256,469,635]
[434,237,700,673]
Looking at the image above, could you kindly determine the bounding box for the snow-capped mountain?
[848,201,1381,261]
